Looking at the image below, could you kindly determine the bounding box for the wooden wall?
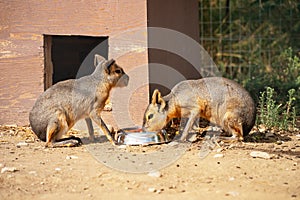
[0,0,200,127]
[147,0,200,96]
[0,0,148,125]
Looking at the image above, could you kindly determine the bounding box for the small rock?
[214,154,224,158]
[1,167,18,173]
[16,141,28,147]
[187,134,197,142]
[276,140,283,145]
[148,171,161,178]
[5,124,17,128]
[66,155,78,160]
[226,191,239,196]
[168,141,179,146]
[250,151,272,159]
[229,177,235,181]
[55,167,61,171]
[169,185,177,189]
[148,187,156,193]
[146,161,153,165]
[29,171,37,175]
[265,132,275,137]
[216,148,223,153]
[258,124,267,132]
[117,145,127,149]
[156,189,163,194]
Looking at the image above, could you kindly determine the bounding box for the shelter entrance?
[44,35,108,90]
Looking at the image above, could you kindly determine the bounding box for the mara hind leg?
[45,113,82,148]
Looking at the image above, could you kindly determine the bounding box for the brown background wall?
[0,0,199,127]
[0,0,148,125]
[147,0,200,96]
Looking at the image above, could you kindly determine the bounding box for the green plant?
[257,87,297,131]
[257,87,280,128]
[245,48,300,115]
[281,89,296,130]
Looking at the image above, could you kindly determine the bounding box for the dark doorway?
[44,35,108,90]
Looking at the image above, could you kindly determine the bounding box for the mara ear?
[151,89,166,111]
[94,54,106,67]
[104,59,116,68]
[104,59,116,74]
[157,91,166,112]
[151,89,160,105]
[101,59,116,74]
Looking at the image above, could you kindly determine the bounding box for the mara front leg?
[85,118,95,141]
[179,111,199,141]
[89,110,115,145]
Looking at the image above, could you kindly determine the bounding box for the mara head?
[94,54,129,87]
[143,89,168,132]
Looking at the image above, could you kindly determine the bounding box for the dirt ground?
[0,124,299,200]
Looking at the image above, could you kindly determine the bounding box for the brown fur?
[29,54,129,147]
[143,77,256,141]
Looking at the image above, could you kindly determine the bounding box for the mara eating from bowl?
[114,127,172,145]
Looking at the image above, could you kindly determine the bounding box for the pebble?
[214,154,224,158]
[1,167,18,173]
[29,171,37,175]
[146,161,153,165]
[16,141,29,147]
[169,185,177,189]
[265,132,275,137]
[148,187,156,193]
[156,189,163,194]
[55,167,61,171]
[226,191,239,196]
[66,155,78,160]
[276,140,283,145]
[147,171,161,178]
[250,151,272,159]
[187,134,197,142]
[258,125,267,132]
[168,141,179,146]
[117,145,126,149]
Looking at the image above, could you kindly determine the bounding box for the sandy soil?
[0,124,299,200]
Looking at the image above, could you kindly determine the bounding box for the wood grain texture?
[0,0,147,124]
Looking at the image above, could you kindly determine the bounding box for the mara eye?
[115,69,122,74]
[148,114,154,120]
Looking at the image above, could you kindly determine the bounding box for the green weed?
[257,87,297,131]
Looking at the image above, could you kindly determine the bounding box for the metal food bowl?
[115,127,172,145]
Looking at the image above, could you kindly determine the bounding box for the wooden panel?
[147,0,200,96]
[0,0,147,125]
